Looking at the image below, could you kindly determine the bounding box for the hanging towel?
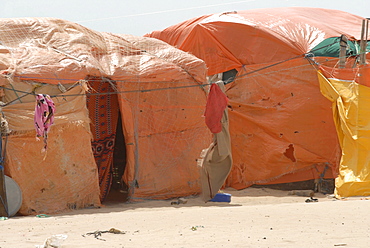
[204,83,228,133]
[34,94,55,152]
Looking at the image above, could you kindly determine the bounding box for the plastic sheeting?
[0,17,210,213]
[318,66,370,198]
[146,7,367,189]
[146,7,365,76]
[2,84,101,215]
[224,58,339,188]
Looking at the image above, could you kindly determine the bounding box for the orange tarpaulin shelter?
[0,18,210,214]
[146,7,368,189]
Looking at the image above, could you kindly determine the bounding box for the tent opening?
[104,112,129,203]
[222,69,238,84]
[85,76,127,203]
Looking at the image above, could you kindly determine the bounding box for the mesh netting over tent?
[0,17,211,214]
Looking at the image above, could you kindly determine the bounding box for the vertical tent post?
[360,19,369,65]
[339,34,348,68]
[0,131,9,217]
[366,19,369,63]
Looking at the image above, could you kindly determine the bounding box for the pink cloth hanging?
[34,94,55,152]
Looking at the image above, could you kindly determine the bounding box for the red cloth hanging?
[85,78,120,202]
[204,83,228,133]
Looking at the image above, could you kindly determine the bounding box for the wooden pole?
[360,19,368,65]
[0,132,8,217]
[339,35,348,68]
[0,165,8,217]
[366,19,369,64]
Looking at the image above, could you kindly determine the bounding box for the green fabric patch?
[310,37,369,57]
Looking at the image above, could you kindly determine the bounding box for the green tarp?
[310,37,369,57]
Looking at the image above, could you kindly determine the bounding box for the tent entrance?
[105,112,128,203]
[85,76,130,203]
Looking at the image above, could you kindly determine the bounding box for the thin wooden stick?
[339,35,347,68]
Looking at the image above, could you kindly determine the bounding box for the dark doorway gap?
[104,112,128,203]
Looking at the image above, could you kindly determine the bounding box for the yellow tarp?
[318,70,370,198]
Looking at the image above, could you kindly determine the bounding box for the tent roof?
[0,17,206,86]
[146,7,366,75]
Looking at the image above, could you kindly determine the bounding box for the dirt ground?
[1,187,370,248]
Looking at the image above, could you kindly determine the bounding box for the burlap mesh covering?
[2,84,101,215]
[0,17,210,213]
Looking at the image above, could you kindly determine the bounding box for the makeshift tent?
[146,7,369,190]
[0,17,210,214]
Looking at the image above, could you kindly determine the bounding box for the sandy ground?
[1,187,370,248]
